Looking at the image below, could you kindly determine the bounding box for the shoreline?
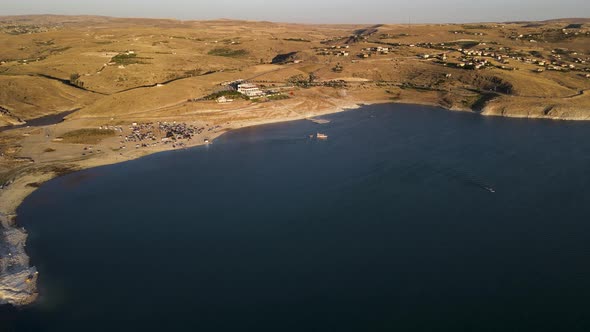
[0,96,588,306]
[0,97,364,306]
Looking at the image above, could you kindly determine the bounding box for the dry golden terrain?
[1,15,590,305]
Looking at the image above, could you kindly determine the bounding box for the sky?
[2,0,590,24]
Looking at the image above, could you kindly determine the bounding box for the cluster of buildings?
[358,46,390,58]
[450,30,485,36]
[572,56,588,65]
[316,45,350,57]
[455,58,490,70]
[419,49,492,70]
[508,33,537,41]
[416,43,589,73]
[545,63,577,71]
[560,29,590,36]
[512,50,587,72]
[461,49,505,59]
[457,49,512,69]
[508,28,590,42]
[549,49,589,67]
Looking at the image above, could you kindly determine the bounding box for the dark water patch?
[5,103,590,331]
[0,109,79,132]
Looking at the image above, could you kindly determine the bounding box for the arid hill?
[0,15,589,126]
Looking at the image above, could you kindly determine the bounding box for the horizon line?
[1,13,589,26]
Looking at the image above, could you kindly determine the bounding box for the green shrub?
[283,38,311,42]
[111,53,150,65]
[208,48,248,57]
[203,90,249,100]
[267,94,290,101]
[61,129,116,144]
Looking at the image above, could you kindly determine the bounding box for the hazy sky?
[3,0,590,23]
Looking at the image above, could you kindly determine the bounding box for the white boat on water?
[317,133,328,139]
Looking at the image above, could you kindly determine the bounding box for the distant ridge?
[541,18,590,23]
[502,18,590,25]
[1,14,588,26]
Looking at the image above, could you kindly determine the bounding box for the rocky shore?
[0,212,38,305]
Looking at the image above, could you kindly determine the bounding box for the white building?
[217,96,233,103]
[237,83,264,97]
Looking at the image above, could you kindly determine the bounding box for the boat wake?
[427,163,497,193]
[402,162,496,194]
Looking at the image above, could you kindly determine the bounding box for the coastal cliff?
[480,94,590,120]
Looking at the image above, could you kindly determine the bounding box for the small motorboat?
[316,133,328,140]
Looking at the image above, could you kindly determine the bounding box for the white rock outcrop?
[0,213,38,306]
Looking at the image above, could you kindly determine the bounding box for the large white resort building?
[237,83,264,97]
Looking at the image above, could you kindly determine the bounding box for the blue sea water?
[3,104,590,331]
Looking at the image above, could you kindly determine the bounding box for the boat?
[316,133,328,139]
